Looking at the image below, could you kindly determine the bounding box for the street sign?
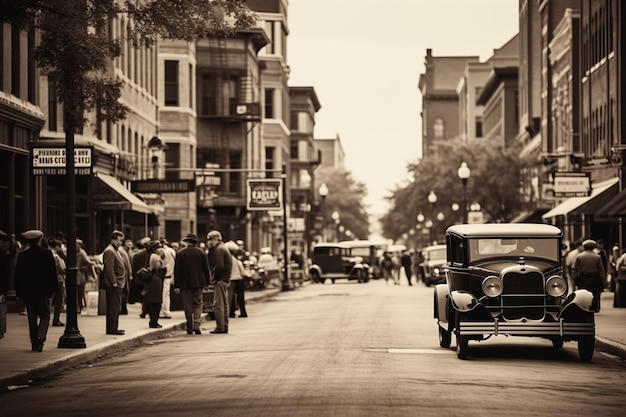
[31,146,93,175]
[554,172,591,197]
[131,179,195,193]
[247,178,283,211]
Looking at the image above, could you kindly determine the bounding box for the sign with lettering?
[554,172,591,197]
[131,179,195,193]
[31,147,93,175]
[247,179,283,211]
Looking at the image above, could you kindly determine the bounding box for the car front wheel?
[439,325,451,348]
[578,335,595,362]
[456,333,469,359]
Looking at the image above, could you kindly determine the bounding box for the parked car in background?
[434,223,597,362]
[340,240,387,279]
[420,244,447,286]
[310,243,370,284]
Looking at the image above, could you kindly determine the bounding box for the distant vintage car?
[340,240,387,279]
[310,243,370,284]
[420,244,447,286]
[434,223,597,362]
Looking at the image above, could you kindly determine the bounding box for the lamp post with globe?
[457,162,471,224]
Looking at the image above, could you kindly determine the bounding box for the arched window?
[433,117,444,138]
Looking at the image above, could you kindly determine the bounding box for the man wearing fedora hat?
[14,230,58,351]
[174,233,210,334]
[573,239,606,310]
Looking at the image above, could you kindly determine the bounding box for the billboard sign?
[247,179,282,211]
[31,146,93,175]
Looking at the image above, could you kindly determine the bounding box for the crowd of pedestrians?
[0,226,256,352]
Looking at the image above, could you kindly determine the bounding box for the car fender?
[560,289,597,315]
[434,284,450,323]
[449,290,480,313]
[310,264,323,276]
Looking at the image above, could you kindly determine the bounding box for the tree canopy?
[2,0,256,132]
[314,167,370,240]
[380,137,534,244]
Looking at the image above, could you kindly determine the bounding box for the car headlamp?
[482,276,503,297]
[546,275,567,297]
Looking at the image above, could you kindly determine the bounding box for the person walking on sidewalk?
[207,230,231,334]
[614,248,626,308]
[225,241,248,318]
[174,233,210,334]
[48,237,66,327]
[14,230,58,351]
[102,230,127,335]
[401,249,413,286]
[159,238,176,319]
[573,239,606,311]
[144,241,166,329]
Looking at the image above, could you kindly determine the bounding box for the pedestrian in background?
[565,240,583,294]
[0,230,16,340]
[573,239,606,311]
[174,233,210,334]
[207,230,231,334]
[614,248,626,308]
[226,240,248,318]
[159,238,176,319]
[14,230,58,351]
[144,240,166,329]
[48,237,66,327]
[101,230,127,335]
[118,238,133,315]
[401,249,413,286]
[76,239,94,314]
[130,237,150,315]
[381,252,393,285]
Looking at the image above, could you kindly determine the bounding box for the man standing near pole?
[206,230,231,334]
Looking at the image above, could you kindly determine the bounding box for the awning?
[511,208,549,223]
[93,173,153,214]
[596,186,626,217]
[542,177,619,219]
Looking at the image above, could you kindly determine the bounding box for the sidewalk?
[0,286,282,392]
[1,287,624,393]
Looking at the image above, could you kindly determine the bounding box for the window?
[48,76,58,131]
[265,146,275,176]
[165,143,180,180]
[290,139,298,159]
[433,117,444,138]
[264,88,275,118]
[475,117,483,138]
[200,75,238,116]
[164,60,179,106]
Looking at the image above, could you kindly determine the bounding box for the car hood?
[469,258,559,275]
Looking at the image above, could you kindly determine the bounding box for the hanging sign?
[247,179,283,211]
[31,146,93,175]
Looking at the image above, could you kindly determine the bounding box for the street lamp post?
[318,183,328,241]
[331,210,340,242]
[457,162,470,224]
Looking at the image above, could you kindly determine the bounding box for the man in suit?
[174,233,210,334]
[14,230,58,351]
[206,230,231,334]
[102,230,127,335]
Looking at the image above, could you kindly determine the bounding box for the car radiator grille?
[501,271,545,320]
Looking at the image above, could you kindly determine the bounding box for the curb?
[1,286,284,392]
[595,336,626,361]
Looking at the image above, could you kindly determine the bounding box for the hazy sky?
[287,0,519,220]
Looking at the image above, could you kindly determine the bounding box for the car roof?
[423,244,446,251]
[447,223,562,238]
[313,242,351,249]
[339,239,387,248]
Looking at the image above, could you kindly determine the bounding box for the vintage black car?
[434,223,597,361]
[420,244,447,286]
[310,243,370,284]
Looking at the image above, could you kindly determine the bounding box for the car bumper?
[458,320,595,337]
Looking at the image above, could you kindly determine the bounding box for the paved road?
[1,280,625,417]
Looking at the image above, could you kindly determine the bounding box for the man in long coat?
[14,230,58,351]
[102,230,127,335]
[174,233,210,334]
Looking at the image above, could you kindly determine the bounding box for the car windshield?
[468,237,559,262]
[427,248,446,260]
